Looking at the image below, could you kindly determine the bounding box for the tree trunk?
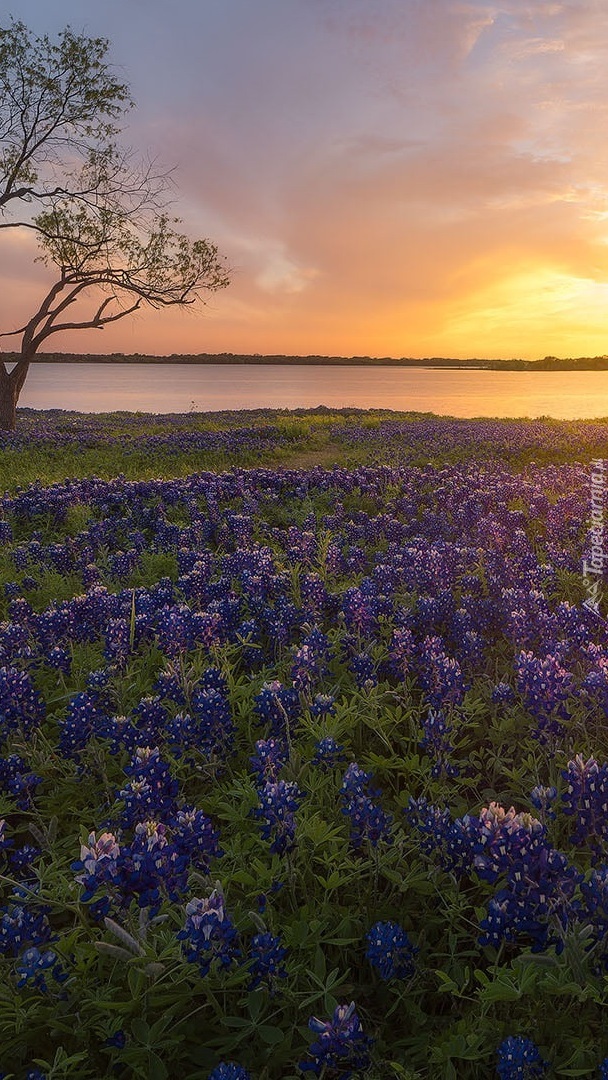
[0,357,30,431]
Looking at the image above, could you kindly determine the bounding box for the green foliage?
[0,18,131,205]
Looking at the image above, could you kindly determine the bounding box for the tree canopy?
[0,20,132,211]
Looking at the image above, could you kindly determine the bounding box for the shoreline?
[5,351,608,371]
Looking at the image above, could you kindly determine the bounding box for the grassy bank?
[3,407,608,491]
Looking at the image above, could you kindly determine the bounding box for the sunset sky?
[4,0,608,360]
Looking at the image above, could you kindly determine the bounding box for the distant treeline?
[5,351,608,370]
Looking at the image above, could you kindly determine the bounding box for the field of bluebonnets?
[3,406,608,1079]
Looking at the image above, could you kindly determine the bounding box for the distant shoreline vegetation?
[5,351,608,370]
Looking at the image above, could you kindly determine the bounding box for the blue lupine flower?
[0,617,32,668]
[86,667,113,696]
[116,820,187,911]
[254,680,301,737]
[406,799,580,953]
[45,645,71,675]
[530,785,558,819]
[416,635,468,709]
[0,665,45,740]
[299,573,329,613]
[386,627,415,680]
[474,804,580,952]
[177,889,240,977]
[9,845,41,877]
[118,746,179,827]
[0,903,52,955]
[579,865,608,970]
[247,931,288,991]
[15,946,66,991]
[164,710,197,758]
[73,831,121,903]
[154,665,187,705]
[59,691,108,757]
[172,807,222,872]
[249,738,288,783]
[309,693,337,718]
[349,651,378,689]
[208,1063,251,1080]
[496,1035,548,1078]
[75,800,221,915]
[515,650,573,742]
[366,921,418,980]
[104,1030,127,1049]
[109,548,140,581]
[562,755,608,848]
[0,819,10,852]
[133,696,168,743]
[0,754,43,809]
[342,794,393,850]
[340,763,392,851]
[311,736,347,770]
[300,1001,373,1077]
[191,686,234,758]
[472,803,547,884]
[97,713,138,756]
[340,586,378,635]
[104,617,131,665]
[154,604,195,658]
[405,796,474,869]
[302,625,332,659]
[253,779,304,855]
[599,1057,608,1079]
[82,562,101,587]
[290,643,321,692]
[419,707,459,778]
[289,627,331,689]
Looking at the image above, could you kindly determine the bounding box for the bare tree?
[0,19,230,429]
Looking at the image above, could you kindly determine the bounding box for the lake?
[16,363,608,419]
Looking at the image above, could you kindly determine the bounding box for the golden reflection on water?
[18,364,608,419]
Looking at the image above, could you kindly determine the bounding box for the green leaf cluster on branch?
[0,19,132,210]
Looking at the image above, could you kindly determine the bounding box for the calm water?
[16,363,608,419]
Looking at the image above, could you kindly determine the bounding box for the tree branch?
[32,296,142,347]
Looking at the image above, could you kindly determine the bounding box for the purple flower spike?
[366,920,418,980]
[300,1001,373,1077]
[496,1035,549,1078]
